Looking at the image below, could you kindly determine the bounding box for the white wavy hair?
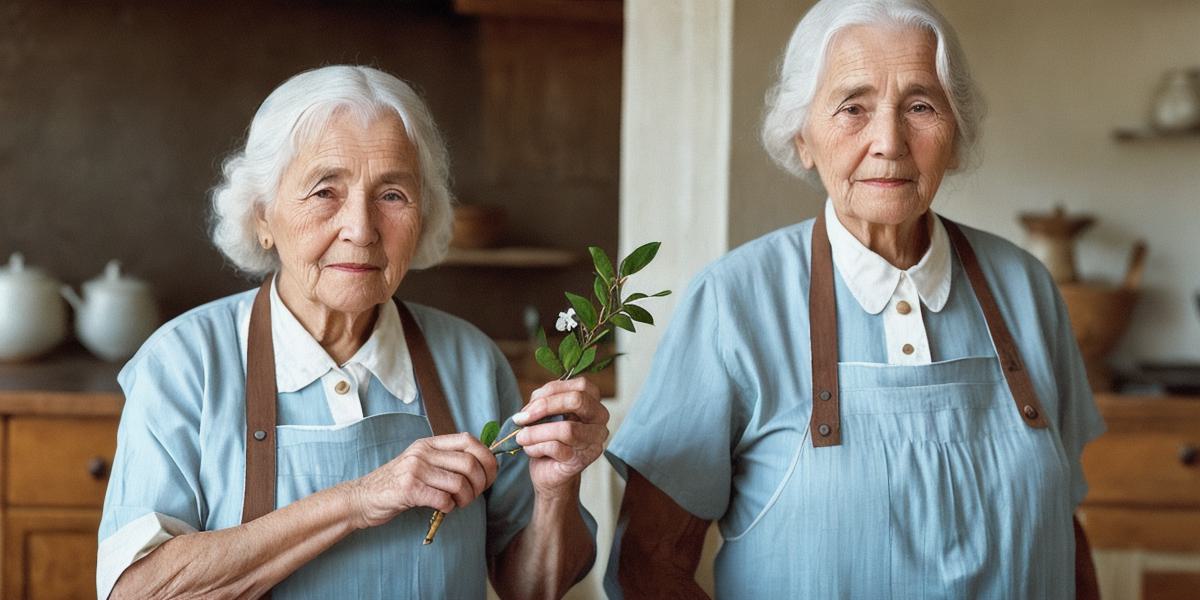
[210,65,454,276]
[761,0,985,184]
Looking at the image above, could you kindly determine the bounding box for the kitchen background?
[1,0,1198,599]
[0,0,621,344]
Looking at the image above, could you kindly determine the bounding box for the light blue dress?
[605,218,1105,599]
[99,290,591,598]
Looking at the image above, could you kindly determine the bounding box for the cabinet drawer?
[6,417,118,508]
[1082,432,1200,508]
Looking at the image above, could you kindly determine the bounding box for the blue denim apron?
[242,280,487,598]
[713,212,1074,598]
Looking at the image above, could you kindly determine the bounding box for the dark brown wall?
[1,0,622,342]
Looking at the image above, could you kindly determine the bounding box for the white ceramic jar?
[1152,68,1200,132]
[61,260,160,362]
[0,253,68,361]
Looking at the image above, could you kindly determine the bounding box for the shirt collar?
[250,281,416,403]
[823,199,952,315]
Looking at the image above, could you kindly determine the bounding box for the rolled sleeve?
[98,342,205,598]
[96,512,198,599]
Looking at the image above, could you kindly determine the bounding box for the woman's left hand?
[513,377,610,498]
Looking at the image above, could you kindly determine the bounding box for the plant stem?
[489,427,522,452]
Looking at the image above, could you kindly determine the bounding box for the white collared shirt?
[235,280,417,423]
[97,284,415,597]
[824,199,952,365]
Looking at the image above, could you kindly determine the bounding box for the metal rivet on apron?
[253,430,267,441]
[1022,405,1038,420]
[819,390,832,401]
[817,424,831,437]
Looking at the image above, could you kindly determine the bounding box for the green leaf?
[619,241,661,277]
[593,276,609,308]
[592,327,612,344]
[573,346,597,374]
[479,420,500,447]
[610,313,636,333]
[624,304,654,325]
[589,354,620,373]
[558,332,582,370]
[624,292,647,303]
[651,289,672,297]
[565,292,598,330]
[535,327,548,349]
[535,345,565,377]
[589,246,616,283]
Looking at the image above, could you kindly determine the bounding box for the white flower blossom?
[555,308,578,332]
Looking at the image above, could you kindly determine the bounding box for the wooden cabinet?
[4,508,104,600]
[0,386,122,600]
[1079,394,1200,600]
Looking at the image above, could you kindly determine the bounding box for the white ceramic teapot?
[0,253,68,361]
[61,260,160,362]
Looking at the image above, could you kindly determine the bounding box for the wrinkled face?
[257,109,422,316]
[796,25,958,227]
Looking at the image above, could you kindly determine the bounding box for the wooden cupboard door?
[6,417,118,507]
[1144,571,1200,600]
[3,508,100,600]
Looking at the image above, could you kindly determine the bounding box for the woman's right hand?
[346,432,498,529]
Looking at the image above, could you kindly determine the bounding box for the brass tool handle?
[423,510,446,545]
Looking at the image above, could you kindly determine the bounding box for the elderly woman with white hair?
[96,65,607,599]
[605,0,1104,597]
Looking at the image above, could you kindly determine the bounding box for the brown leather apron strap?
[394,300,458,437]
[808,212,1049,448]
[239,287,457,597]
[809,208,842,447]
[941,219,1049,429]
[242,289,461,527]
[243,277,278,525]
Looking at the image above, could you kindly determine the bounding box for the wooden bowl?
[1059,282,1139,391]
[450,204,506,249]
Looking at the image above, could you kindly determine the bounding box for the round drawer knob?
[87,457,109,480]
[1180,445,1199,467]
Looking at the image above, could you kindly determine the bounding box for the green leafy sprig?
[477,241,670,453]
[427,242,669,545]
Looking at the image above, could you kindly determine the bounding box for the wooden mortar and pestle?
[1020,206,1147,391]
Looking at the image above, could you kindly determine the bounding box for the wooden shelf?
[442,246,579,268]
[1112,127,1200,142]
[454,0,622,23]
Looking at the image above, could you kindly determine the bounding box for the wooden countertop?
[0,345,124,416]
[0,344,122,393]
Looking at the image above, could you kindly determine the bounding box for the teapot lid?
[82,260,151,293]
[0,253,58,284]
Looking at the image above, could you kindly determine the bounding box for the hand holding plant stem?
[422,242,671,545]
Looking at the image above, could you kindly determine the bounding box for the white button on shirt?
[824,199,952,365]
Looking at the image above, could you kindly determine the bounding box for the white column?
[569,1,819,598]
